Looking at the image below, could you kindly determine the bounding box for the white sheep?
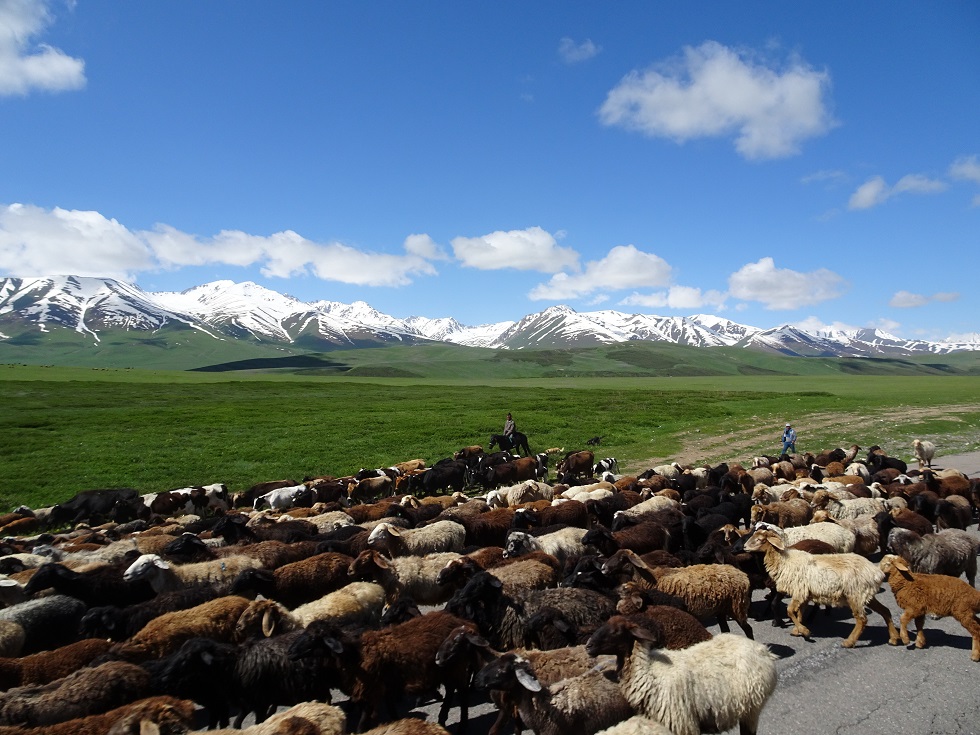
[913,439,937,469]
[367,520,466,558]
[744,526,899,647]
[487,481,554,508]
[585,618,777,735]
[252,483,308,511]
[504,527,587,566]
[122,553,262,595]
[236,581,387,638]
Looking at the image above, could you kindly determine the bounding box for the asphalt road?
[278,452,980,735]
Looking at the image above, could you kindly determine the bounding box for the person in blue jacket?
[781,422,797,454]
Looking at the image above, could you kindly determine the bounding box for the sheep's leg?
[786,598,810,638]
[898,610,914,646]
[912,615,927,649]
[739,710,761,735]
[717,614,731,633]
[867,597,899,645]
[735,613,755,640]
[967,616,980,662]
[842,606,867,648]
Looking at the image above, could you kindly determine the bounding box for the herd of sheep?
[0,437,977,735]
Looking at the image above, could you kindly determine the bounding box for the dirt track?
[638,403,980,470]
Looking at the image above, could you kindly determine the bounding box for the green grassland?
[2,350,980,512]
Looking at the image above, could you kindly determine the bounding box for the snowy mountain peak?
[0,275,978,357]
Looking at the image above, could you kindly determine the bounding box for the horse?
[489,432,531,457]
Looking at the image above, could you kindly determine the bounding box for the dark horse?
[489,432,531,457]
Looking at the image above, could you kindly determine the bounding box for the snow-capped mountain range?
[1,275,978,357]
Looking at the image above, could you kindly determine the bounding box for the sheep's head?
[586,616,663,670]
[348,549,390,579]
[123,553,169,581]
[880,554,913,578]
[474,653,539,693]
[235,598,290,640]
[744,527,785,553]
[434,624,490,668]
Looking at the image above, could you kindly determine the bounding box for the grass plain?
[2,357,980,512]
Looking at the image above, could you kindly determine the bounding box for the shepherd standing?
[781,422,797,454]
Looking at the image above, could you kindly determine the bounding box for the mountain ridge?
[1,275,978,358]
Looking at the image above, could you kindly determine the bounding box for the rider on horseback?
[503,413,516,437]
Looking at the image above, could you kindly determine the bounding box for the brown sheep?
[749,498,812,528]
[0,660,151,727]
[0,695,195,735]
[0,638,114,690]
[114,595,252,661]
[880,554,980,661]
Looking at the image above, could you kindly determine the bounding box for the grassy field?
[2,362,980,512]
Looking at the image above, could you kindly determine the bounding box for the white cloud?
[801,169,848,187]
[598,41,835,160]
[0,0,85,96]
[451,226,578,273]
[558,37,600,64]
[621,285,726,310]
[889,290,960,308]
[728,257,847,309]
[529,244,671,300]
[0,203,439,287]
[0,203,153,280]
[848,173,947,210]
[950,155,980,184]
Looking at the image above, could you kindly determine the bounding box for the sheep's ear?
[152,556,170,569]
[893,557,911,572]
[515,665,542,692]
[139,722,162,735]
[766,533,785,550]
[630,625,660,644]
[372,552,391,569]
[387,526,403,537]
[261,608,277,638]
[626,552,650,570]
[200,650,215,666]
[324,637,344,654]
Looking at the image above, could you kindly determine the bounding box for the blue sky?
[1,1,978,340]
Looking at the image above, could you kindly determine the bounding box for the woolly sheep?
[886,527,980,586]
[744,526,898,647]
[367,520,466,558]
[122,553,262,595]
[601,549,754,638]
[199,701,347,735]
[348,550,461,605]
[595,716,674,735]
[585,617,777,735]
[0,637,114,690]
[880,554,980,661]
[289,612,486,731]
[446,570,615,651]
[0,594,87,654]
[759,519,856,553]
[913,439,937,470]
[235,581,386,638]
[230,551,356,609]
[0,621,25,658]
[0,660,151,727]
[116,595,253,661]
[0,695,195,735]
[503,527,587,566]
[474,653,634,735]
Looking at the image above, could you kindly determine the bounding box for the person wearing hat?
[781,423,797,455]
